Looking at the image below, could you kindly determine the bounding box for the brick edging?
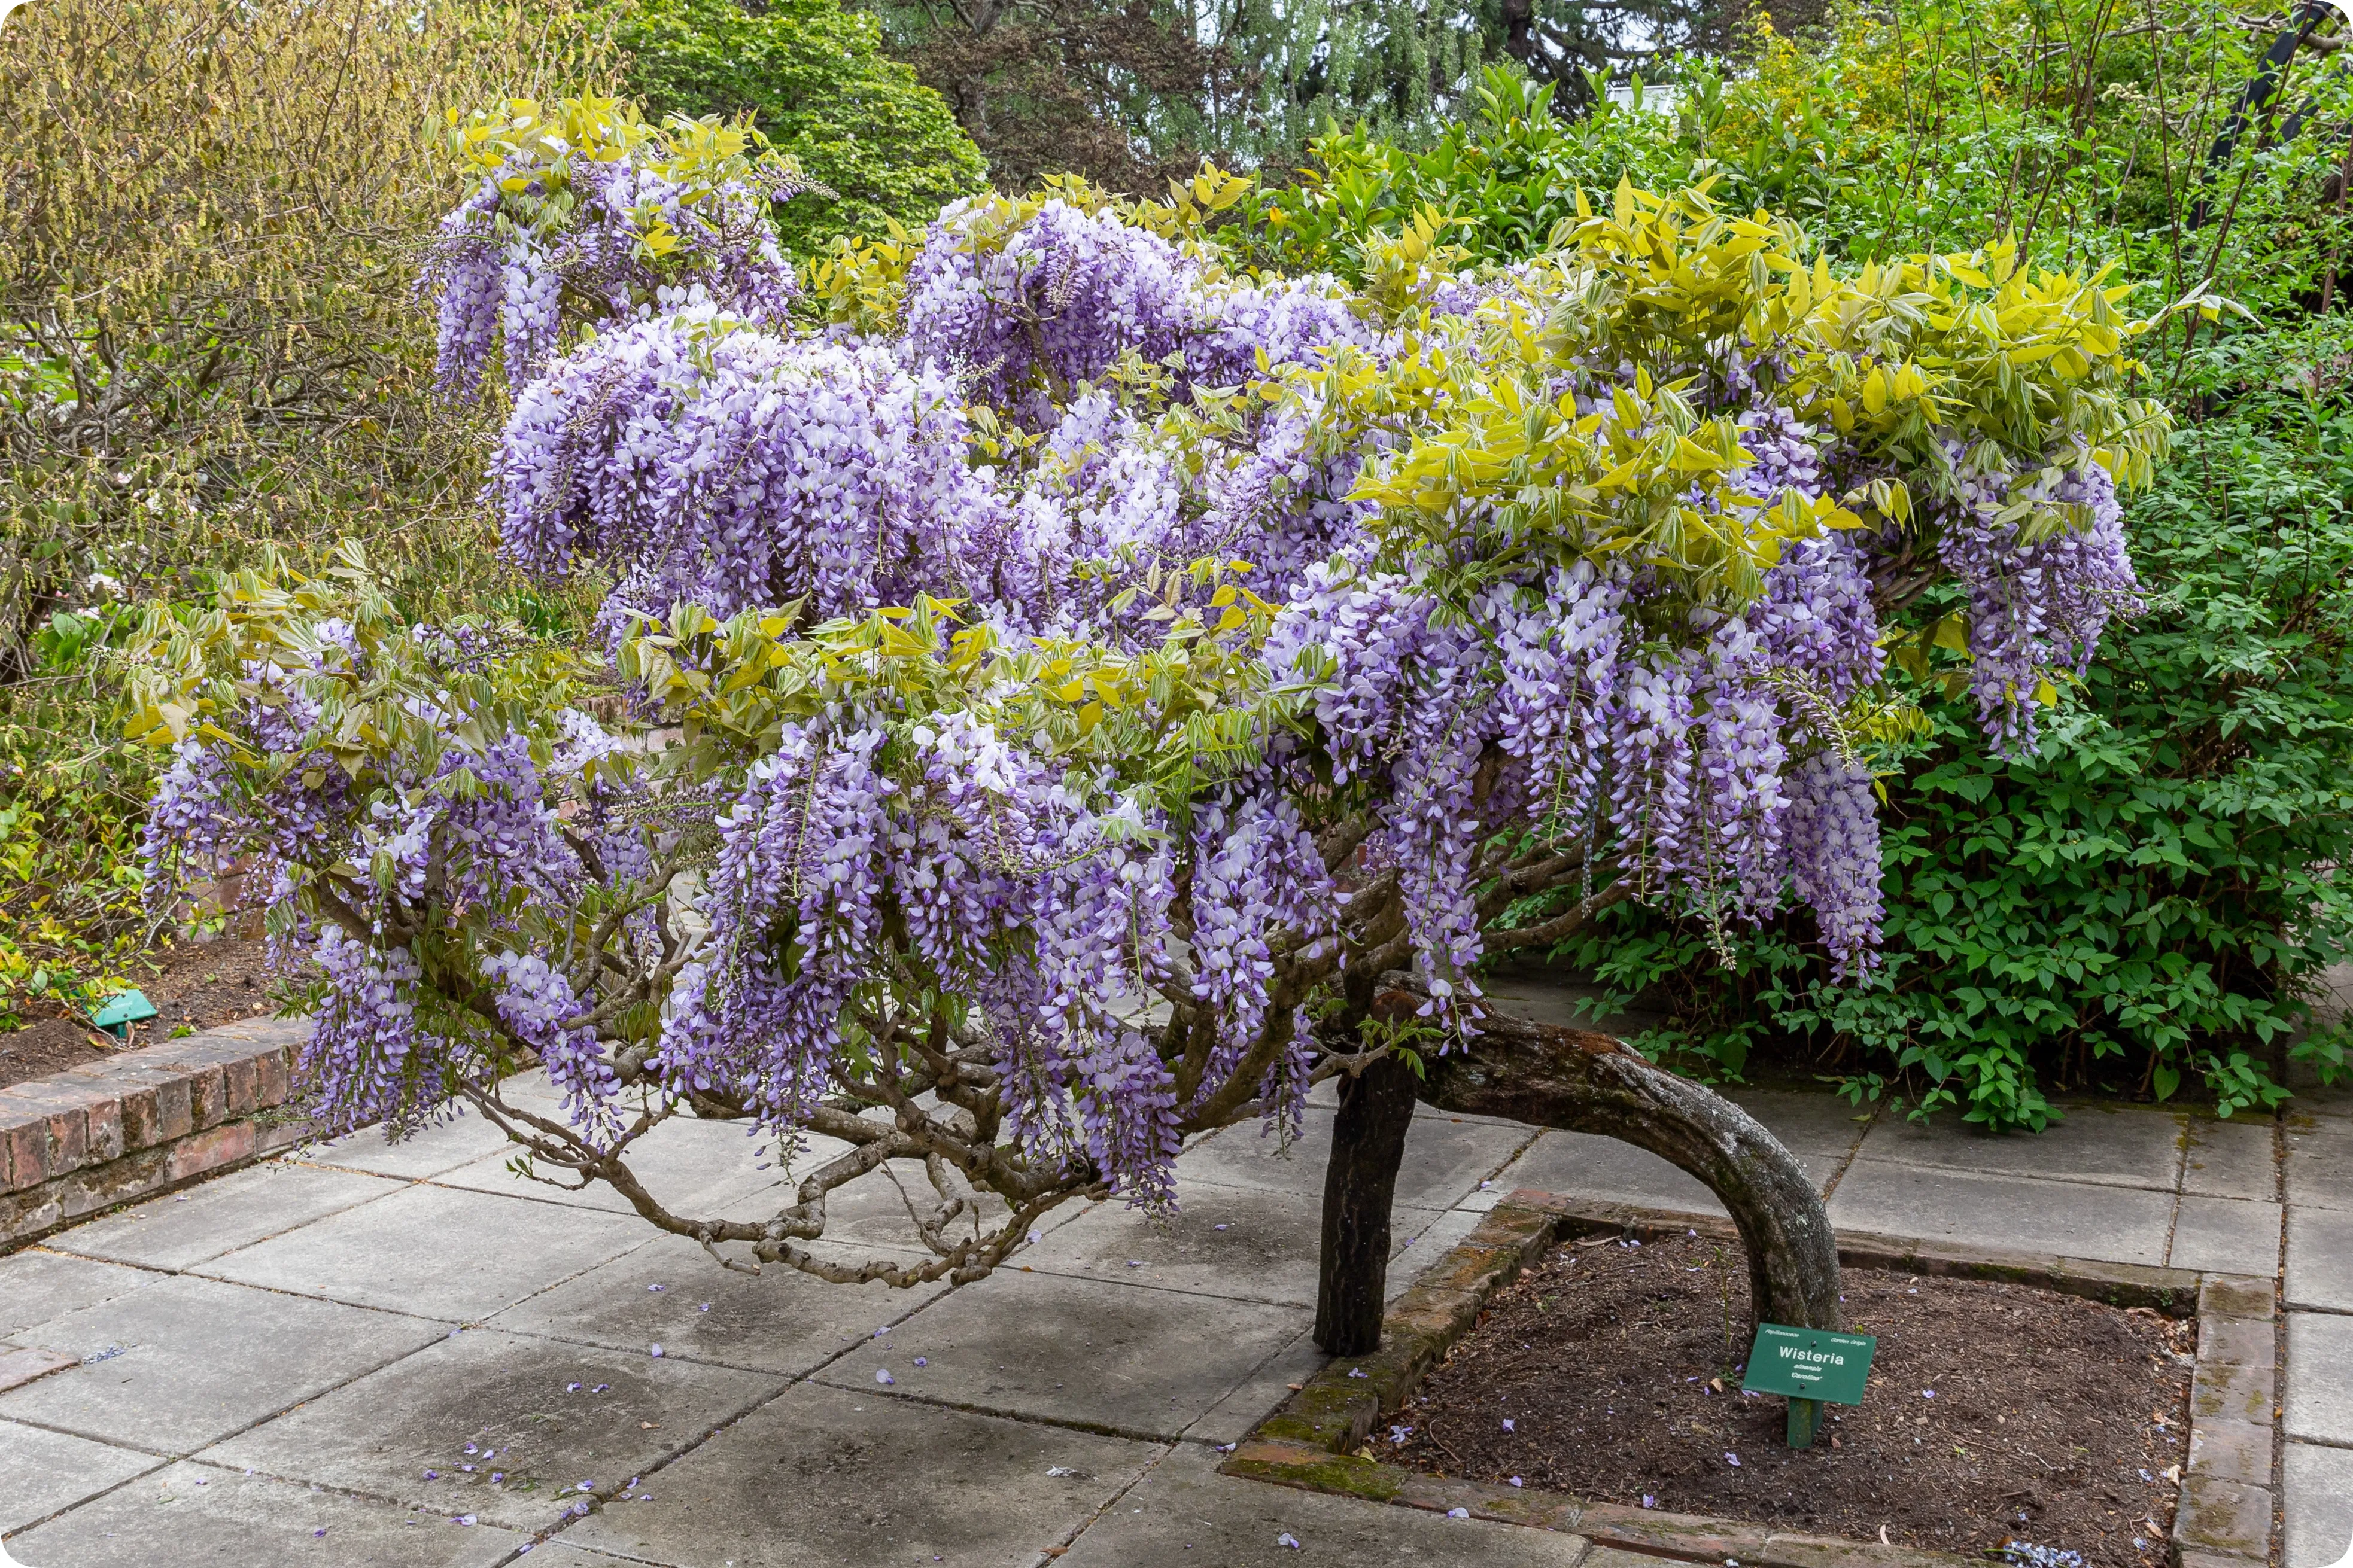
[0,1016,312,1251]
[1227,1190,2278,1568]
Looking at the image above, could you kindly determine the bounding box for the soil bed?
[1372,1231,2191,1568]
[1,937,278,1091]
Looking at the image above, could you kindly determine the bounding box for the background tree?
[606,0,989,251]
[867,0,1747,191]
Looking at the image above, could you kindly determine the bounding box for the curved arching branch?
[1374,978,1842,1340]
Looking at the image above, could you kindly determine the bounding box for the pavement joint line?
[2160,1116,2191,1266]
[1178,1322,1320,1445]
[167,1450,540,1531]
[8,1252,463,1344]
[468,1251,953,1378]
[799,1369,1267,1448]
[1840,1150,2196,1196]
[0,1439,175,1543]
[1811,1096,1879,1203]
[1039,1438,1184,1567]
[0,1408,182,1461]
[36,1165,423,1272]
[2284,1433,2353,1452]
[2270,1104,2288,1565]
[180,1205,682,1323]
[1009,1259,1311,1310]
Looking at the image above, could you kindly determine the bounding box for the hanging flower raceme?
[422,97,813,398]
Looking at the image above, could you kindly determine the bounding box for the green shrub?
[0,0,607,1016]
[606,0,987,252]
[1556,334,2353,1128]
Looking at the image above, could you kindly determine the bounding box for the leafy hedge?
[1559,342,2353,1127]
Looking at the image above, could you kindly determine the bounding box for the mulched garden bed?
[1,936,278,1091]
[1370,1231,2193,1568]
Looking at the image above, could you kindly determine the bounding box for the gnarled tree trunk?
[1314,1050,1419,1356]
[1311,978,1842,1354]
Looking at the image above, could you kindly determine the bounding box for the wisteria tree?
[128,100,2181,1359]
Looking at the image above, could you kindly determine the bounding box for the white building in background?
[1606,80,1683,115]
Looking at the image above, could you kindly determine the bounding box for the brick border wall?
[0,1016,311,1249]
[1229,1192,2279,1568]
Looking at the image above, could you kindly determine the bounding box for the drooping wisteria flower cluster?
[1937,444,2139,753]
[135,175,2173,1277]
[423,100,811,398]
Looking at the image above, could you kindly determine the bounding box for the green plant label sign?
[1740,1323,1877,1405]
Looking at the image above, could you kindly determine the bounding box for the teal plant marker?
[1740,1322,1877,1450]
[89,989,158,1040]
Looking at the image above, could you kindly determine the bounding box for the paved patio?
[1,978,2344,1567]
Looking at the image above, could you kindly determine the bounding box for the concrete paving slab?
[50,1161,406,1271]
[2291,1074,2353,1118]
[2285,1113,2353,1211]
[1391,1207,1485,1293]
[489,1231,949,1375]
[1827,1161,2176,1266]
[2284,1439,2353,1568]
[2286,1205,2353,1312]
[0,1249,159,1341]
[1489,1129,1731,1216]
[1022,1185,1446,1309]
[1852,1102,2185,1192]
[2286,1311,2353,1444]
[2169,1195,2283,1276]
[203,1326,786,1534]
[0,1417,156,1533]
[1482,967,1667,1039]
[813,1266,1304,1439]
[433,1112,795,1220]
[6,1458,528,1567]
[1182,1326,1328,1447]
[560,1377,1163,1568]
[299,1111,515,1180]
[1023,1185,1329,1306]
[2184,1117,2279,1202]
[1056,1442,1590,1566]
[1176,1109,1536,1212]
[202,1181,650,1320]
[1726,1089,1878,1159]
[0,1274,443,1453]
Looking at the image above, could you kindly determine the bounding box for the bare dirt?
[1372,1231,2193,1568]
[1,937,279,1091]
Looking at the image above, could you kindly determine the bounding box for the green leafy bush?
[1558,334,2353,1127]
[607,0,986,252]
[0,0,606,1017]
